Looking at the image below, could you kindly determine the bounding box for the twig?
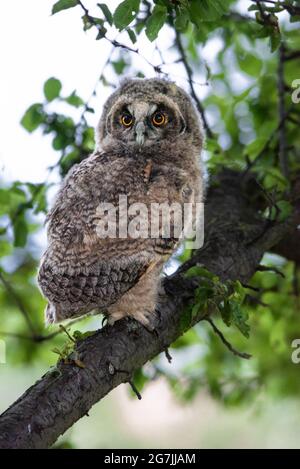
[284,50,300,61]
[174,29,213,138]
[242,283,261,292]
[77,1,138,54]
[128,380,142,400]
[278,43,289,179]
[245,295,268,308]
[0,330,67,343]
[288,115,300,126]
[256,264,285,278]
[77,0,162,74]
[251,0,300,16]
[255,0,268,22]
[206,318,251,360]
[251,178,281,221]
[59,325,76,343]
[164,348,172,363]
[293,262,299,297]
[0,331,35,341]
[79,45,115,126]
[0,317,85,343]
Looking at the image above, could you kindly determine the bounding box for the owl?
[38,78,204,328]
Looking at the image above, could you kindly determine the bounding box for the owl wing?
[38,152,155,322]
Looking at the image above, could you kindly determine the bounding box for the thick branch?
[0,170,295,449]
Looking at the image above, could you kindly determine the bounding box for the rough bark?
[0,169,296,449]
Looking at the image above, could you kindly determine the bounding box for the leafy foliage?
[113,0,141,30]
[52,0,79,15]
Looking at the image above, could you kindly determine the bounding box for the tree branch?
[174,30,213,138]
[278,43,289,179]
[205,318,251,360]
[77,0,163,74]
[0,169,296,449]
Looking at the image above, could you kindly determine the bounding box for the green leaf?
[20,103,44,132]
[244,121,277,160]
[220,299,250,338]
[270,30,281,52]
[44,77,62,102]
[219,299,232,327]
[0,189,11,215]
[179,305,192,333]
[231,301,250,338]
[96,24,108,40]
[248,4,259,11]
[126,27,137,44]
[188,0,228,25]
[34,187,48,214]
[230,281,246,304]
[65,91,84,107]
[145,5,168,41]
[113,0,140,30]
[236,45,262,77]
[175,8,190,32]
[97,3,113,25]
[0,240,12,258]
[290,15,300,23]
[112,58,127,75]
[60,149,81,175]
[185,265,218,281]
[263,167,289,191]
[73,330,95,341]
[26,183,48,214]
[52,0,78,15]
[276,200,292,222]
[13,214,28,248]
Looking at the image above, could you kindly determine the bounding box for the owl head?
[97,78,203,153]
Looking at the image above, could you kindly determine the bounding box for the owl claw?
[102,315,108,327]
[130,309,160,335]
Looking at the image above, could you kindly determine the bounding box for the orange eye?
[152,111,167,126]
[120,113,133,127]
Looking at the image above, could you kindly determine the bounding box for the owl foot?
[106,308,159,333]
[130,309,160,334]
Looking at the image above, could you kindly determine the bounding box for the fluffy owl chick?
[38,78,204,327]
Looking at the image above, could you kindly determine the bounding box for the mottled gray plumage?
[38,78,204,326]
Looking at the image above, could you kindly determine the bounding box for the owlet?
[38,78,204,327]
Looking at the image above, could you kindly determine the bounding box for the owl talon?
[102,316,108,327]
[130,309,159,335]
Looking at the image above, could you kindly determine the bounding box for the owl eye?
[120,113,133,127]
[152,111,167,127]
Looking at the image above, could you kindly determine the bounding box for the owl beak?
[135,121,146,146]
